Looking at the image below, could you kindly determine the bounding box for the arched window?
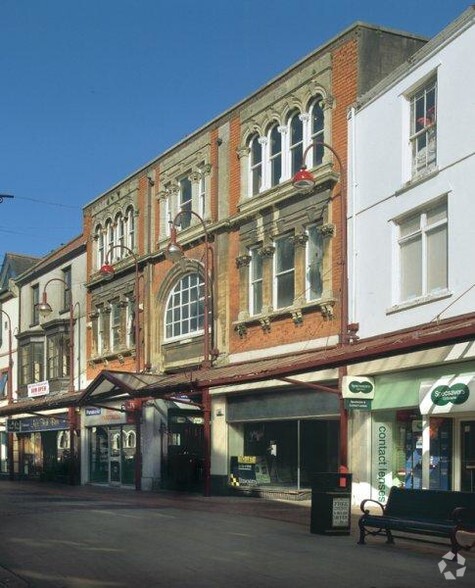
[288,111,303,176]
[310,97,325,167]
[127,431,136,448]
[96,224,104,270]
[165,272,205,340]
[268,124,282,187]
[105,219,115,260]
[125,207,135,251]
[116,213,125,255]
[248,133,262,196]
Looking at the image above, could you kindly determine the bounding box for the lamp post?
[166,209,215,497]
[0,194,14,203]
[292,140,349,469]
[99,245,142,491]
[99,245,141,373]
[37,278,78,484]
[0,308,14,480]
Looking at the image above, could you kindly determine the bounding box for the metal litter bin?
[310,472,352,535]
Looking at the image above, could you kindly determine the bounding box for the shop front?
[367,362,475,503]
[226,387,340,494]
[84,405,136,487]
[6,413,73,482]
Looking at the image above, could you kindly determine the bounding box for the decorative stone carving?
[189,171,201,184]
[200,163,212,176]
[291,233,309,247]
[259,245,275,258]
[234,323,248,338]
[260,317,271,333]
[291,309,303,325]
[320,303,334,319]
[320,223,336,238]
[235,254,252,269]
[236,146,250,160]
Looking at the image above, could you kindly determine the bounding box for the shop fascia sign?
[342,376,374,410]
[420,373,475,415]
[27,380,49,398]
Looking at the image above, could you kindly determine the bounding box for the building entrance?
[461,421,475,492]
[89,425,136,486]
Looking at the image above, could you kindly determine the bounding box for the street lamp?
[0,308,14,480]
[99,245,141,373]
[166,209,215,497]
[0,194,14,203]
[99,245,142,491]
[38,278,78,484]
[292,140,349,469]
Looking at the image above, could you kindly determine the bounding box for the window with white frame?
[116,212,125,253]
[179,176,192,229]
[125,206,135,251]
[198,172,206,218]
[246,94,326,197]
[110,300,121,351]
[397,200,447,302]
[62,266,72,310]
[47,332,70,379]
[31,284,39,326]
[410,77,437,177]
[249,134,262,196]
[289,110,304,177]
[19,341,44,386]
[310,98,324,167]
[274,235,295,309]
[106,219,115,260]
[165,272,205,340]
[125,296,135,349]
[306,225,324,301]
[249,246,263,316]
[96,225,105,269]
[268,124,282,187]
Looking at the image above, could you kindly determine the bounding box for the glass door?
[109,426,122,484]
[461,421,475,492]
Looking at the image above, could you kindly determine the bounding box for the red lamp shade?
[292,167,316,191]
[100,263,115,280]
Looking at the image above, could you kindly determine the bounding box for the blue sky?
[0,0,470,257]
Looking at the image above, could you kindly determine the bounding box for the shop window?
[397,199,447,303]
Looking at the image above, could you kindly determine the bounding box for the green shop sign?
[431,384,470,406]
[348,380,374,394]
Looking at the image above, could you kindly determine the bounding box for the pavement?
[0,480,474,587]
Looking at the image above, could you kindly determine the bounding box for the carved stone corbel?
[235,254,252,269]
[291,233,309,247]
[234,323,248,338]
[260,317,271,333]
[320,223,336,238]
[236,146,250,160]
[320,303,334,320]
[292,309,303,325]
[259,245,275,258]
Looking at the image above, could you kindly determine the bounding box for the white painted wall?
[348,12,475,339]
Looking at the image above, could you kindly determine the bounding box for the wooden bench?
[358,487,475,553]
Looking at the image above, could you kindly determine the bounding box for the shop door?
[461,421,475,492]
[109,427,122,484]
